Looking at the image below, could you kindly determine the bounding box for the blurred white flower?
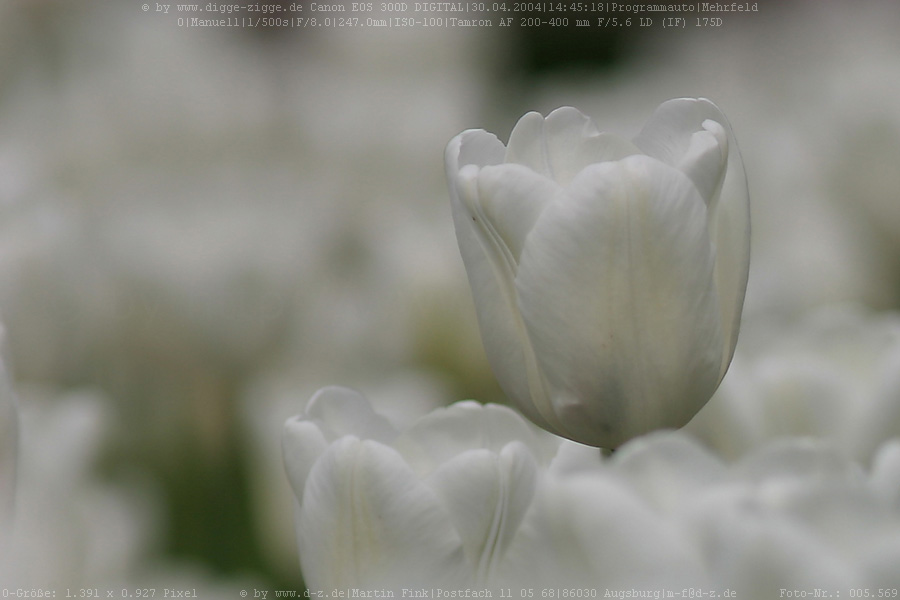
[284,388,900,592]
[283,387,713,590]
[0,388,158,587]
[445,99,749,448]
[687,305,900,463]
[282,386,564,592]
[241,367,455,578]
[615,431,900,595]
[506,450,706,590]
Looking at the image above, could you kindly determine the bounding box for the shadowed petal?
[635,98,749,379]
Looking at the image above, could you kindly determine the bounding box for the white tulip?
[445,98,750,448]
[687,305,900,463]
[283,388,900,591]
[282,387,715,590]
[606,432,900,595]
[282,386,564,592]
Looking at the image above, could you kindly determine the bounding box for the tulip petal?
[304,385,397,443]
[283,386,398,505]
[450,129,507,171]
[503,111,548,175]
[473,164,560,264]
[677,120,729,208]
[634,99,723,179]
[393,401,558,476]
[298,437,467,591]
[447,136,559,436]
[505,107,641,185]
[425,442,537,584]
[515,155,723,447]
[635,98,750,380]
[282,417,329,503]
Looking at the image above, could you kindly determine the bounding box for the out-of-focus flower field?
[1,0,900,593]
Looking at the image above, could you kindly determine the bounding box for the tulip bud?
[445,98,750,448]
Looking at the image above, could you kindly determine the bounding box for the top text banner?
[143,2,761,30]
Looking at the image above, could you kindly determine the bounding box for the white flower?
[282,386,562,592]
[0,389,155,587]
[687,305,900,463]
[604,431,900,594]
[445,99,750,448]
[282,386,711,591]
[284,388,900,592]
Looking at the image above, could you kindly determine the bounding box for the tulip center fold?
[474,445,532,584]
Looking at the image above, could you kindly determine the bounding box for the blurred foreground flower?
[445,98,749,448]
[612,432,900,594]
[0,389,155,587]
[688,305,900,463]
[283,386,560,591]
[284,387,900,593]
[282,386,704,591]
